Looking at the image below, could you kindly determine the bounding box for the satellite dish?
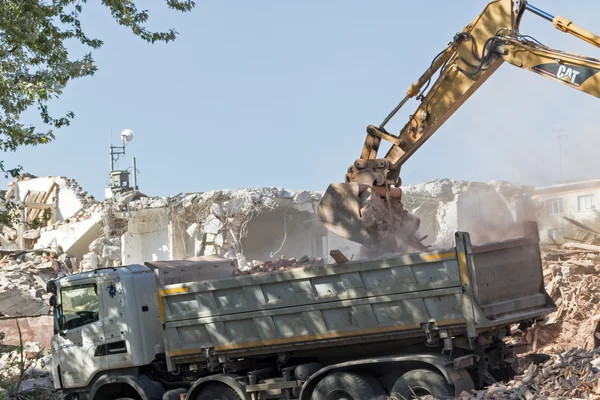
[121,129,134,143]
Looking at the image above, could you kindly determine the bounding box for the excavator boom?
[318,0,600,250]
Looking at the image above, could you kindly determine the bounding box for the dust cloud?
[355,190,428,260]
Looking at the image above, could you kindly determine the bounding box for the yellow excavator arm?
[318,0,600,249]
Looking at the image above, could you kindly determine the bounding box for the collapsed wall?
[119,188,326,270]
[7,174,96,221]
[402,179,536,248]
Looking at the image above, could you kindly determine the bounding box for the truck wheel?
[390,369,454,399]
[163,388,188,400]
[311,371,387,400]
[195,383,241,400]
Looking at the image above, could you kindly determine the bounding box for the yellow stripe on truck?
[423,251,456,262]
[157,287,190,321]
[458,251,469,285]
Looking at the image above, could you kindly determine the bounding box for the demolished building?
[1,175,540,271]
[0,175,538,345]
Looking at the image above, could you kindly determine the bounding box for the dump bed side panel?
[165,289,465,361]
[162,253,464,362]
[161,254,461,322]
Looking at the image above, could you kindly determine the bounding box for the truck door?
[100,275,132,369]
[54,281,107,389]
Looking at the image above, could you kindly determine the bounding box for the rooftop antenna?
[107,129,136,199]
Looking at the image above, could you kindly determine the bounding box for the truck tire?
[311,371,387,400]
[195,383,241,400]
[390,369,454,399]
[163,388,188,400]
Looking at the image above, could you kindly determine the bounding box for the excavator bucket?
[318,182,427,254]
[317,182,375,248]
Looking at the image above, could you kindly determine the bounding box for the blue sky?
[4,0,600,199]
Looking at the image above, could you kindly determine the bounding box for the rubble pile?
[358,192,427,259]
[136,187,321,266]
[0,248,72,314]
[458,348,600,399]
[80,235,122,271]
[235,254,325,275]
[530,244,600,352]
[0,340,55,396]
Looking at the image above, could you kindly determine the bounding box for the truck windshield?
[60,284,99,330]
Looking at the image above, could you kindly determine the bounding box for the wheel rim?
[405,386,433,398]
[325,389,353,400]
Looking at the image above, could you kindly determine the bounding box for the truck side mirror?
[49,294,56,307]
[55,305,67,336]
[46,279,56,294]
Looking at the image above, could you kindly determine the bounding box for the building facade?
[533,179,600,242]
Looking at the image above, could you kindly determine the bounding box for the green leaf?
[0,0,195,224]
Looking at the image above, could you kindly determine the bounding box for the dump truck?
[48,222,555,400]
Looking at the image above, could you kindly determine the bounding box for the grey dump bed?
[159,222,555,366]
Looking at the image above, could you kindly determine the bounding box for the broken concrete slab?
[0,289,49,318]
[23,229,41,240]
[35,212,103,259]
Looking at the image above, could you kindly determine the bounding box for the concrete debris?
[358,192,427,259]
[235,255,325,275]
[81,236,121,271]
[0,340,55,397]
[563,242,600,253]
[139,187,314,217]
[459,348,600,399]
[0,248,73,316]
[513,244,600,353]
[22,230,41,240]
[0,290,49,318]
[1,225,18,243]
[117,190,138,206]
[293,190,314,204]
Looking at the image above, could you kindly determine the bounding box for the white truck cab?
[48,256,237,400]
[49,265,165,399]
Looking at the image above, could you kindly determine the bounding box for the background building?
[533,179,600,242]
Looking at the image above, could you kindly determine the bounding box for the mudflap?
[448,368,475,397]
